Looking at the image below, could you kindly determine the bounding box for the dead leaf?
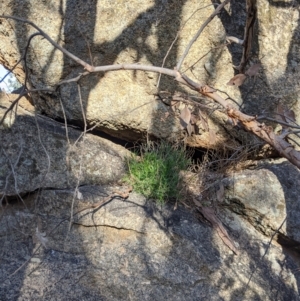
[187,123,195,136]
[276,103,284,117]
[190,114,197,125]
[198,206,239,255]
[193,198,202,207]
[180,106,191,129]
[227,74,247,87]
[285,109,296,124]
[276,104,296,128]
[170,101,177,112]
[199,114,209,132]
[245,63,261,77]
[215,224,239,255]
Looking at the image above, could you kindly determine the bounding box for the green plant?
[124,141,191,204]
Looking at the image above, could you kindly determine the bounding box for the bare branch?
[0,15,95,72]
[176,0,231,71]
[2,15,300,169]
[92,64,176,76]
[74,84,87,146]
[157,3,218,88]
[0,32,40,101]
[157,32,179,89]
[200,87,300,168]
[57,92,70,144]
[57,72,89,86]
[238,0,257,73]
[183,43,228,74]
[257,116,300,130]
[0,94,23,125]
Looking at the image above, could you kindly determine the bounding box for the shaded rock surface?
[0,185,299,301]
[0,94,130,196]
[221,159,300,257]
[1,2,300,296]
[0,93,300,299]
[1,0,300,148]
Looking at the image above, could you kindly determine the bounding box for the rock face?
[0,94,130,196]
[222,159,300,252]
[1,2,300,300]
[1,94,300,299]
[0,0,299,148]
[1,185,300,301]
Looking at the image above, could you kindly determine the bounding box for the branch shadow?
[1,0,300,299]
[210,0,300,297]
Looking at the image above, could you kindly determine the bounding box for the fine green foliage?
[124,141,191,204]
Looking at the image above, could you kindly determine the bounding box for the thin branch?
[74,84,87,146]
[176,0,231,71]
[56,65,177,87]
[1,145,24,205]
[57,91,70,144]
[257,116,300,130]
[68,84,89,232]
[238,0,257,73]
[92,64,176,77]
[56,64,201,92]
[157,3,219,88]
[8,186,131,277]
[77,27,94,66]
[157,32,179,89]
[287,136,300,148]
[68,154,83,232]
[57,72,89,86]
[2,16,300,169]
[243,217,287,295]
[183,43,228,74]
[200,85,300,168]
[0,94,23,125]
[290,130,300,135]
[0,15,95,72]
[0,32,41,122]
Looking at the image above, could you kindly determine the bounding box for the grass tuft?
[124,141,191,204]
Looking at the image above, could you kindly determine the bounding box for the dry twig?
[176,0,231,71]
[1,15,300,169]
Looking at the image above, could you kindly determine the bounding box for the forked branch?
[1,15,300,169]
[176,0,231,71]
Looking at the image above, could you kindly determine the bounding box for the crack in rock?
[73,222,146,235]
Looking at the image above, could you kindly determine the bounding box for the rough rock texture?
[0,185,299,301]
[181,157,300,257]
[0,94,130,196]
[0,0,262,149]
[1,2,300,299]
[1,1,299,150]
[220,159,300,257]
[1,99,300,299]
